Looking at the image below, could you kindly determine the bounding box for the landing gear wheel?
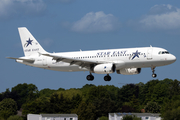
[86,74,94,81]
[152,74,157,78]
[151,67,157,78]
[104,75,111,81]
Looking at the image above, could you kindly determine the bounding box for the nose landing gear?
[151,67,157,78]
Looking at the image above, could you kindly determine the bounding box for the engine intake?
[92,63,116,74]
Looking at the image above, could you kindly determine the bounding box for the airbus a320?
[7,27,176,81]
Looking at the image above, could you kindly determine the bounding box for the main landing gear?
[104,74,111,81]
[151,67,157,78]
[86,73,111,81]
[86,73,94,81]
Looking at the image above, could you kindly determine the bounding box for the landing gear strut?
[151,67,157,78]
[86,73,94,81]
[104,74,111,81]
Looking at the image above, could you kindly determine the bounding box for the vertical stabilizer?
[18,27,47,56]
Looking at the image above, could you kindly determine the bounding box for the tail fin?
[18,27,47,56]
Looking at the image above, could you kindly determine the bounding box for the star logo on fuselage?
[24,38,33,47]
[131,50,141,60]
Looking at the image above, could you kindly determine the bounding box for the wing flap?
[42,53,105,68]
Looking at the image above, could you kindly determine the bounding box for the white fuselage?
[17,47,176,72]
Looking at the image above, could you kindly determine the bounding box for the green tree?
[127,95,140,112]
[76,101,96,120]
[162,107,180,120]
[117,84,139,103]
[0,93,2,101]
[56,89,82,100]
[81,84,95,90]
[7,115,23,120]
[81,84,96,98]
[161,99,180,118]
[169,79,180,98]
[39,88,56,98]
[76,101,88,120]
[99,116,108,120]
[117,84,139,112]
[144,101,161,113]
[93,97,115,118]
[70,94,82,110]
[0,89,19,108]
[86,86,111,102]
[22,92,82,115]
[11,83,39,109]
[47,93,69,113]
[22,98,48,116]
[0,98,18,120]
[151,82,169,104]
[141,80,160,105]
[104,85,119,101]
[136,82,144,105]
[86,86,116,119]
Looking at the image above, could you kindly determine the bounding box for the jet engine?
[116,68,141,75]
[92,63,116,74]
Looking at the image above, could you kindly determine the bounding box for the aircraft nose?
[169,54,176,63]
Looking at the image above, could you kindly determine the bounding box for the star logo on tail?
[24,38,33,47]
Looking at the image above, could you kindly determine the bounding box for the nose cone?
[169,54,176,63]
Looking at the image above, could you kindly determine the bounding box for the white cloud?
[0,0,46,19]
[148,4,177,15]
[139,4,180,30]
[71,11,121,33]
[0,0,12,17]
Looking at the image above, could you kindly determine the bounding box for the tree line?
[0,78,180,120]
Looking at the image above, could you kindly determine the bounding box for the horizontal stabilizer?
[6,57,35,62]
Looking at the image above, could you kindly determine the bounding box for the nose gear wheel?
[151,67,157,78]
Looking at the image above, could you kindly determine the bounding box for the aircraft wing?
[6,57,35,63]
[42,53,106,69]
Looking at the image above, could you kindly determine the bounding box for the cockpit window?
[158,51,169,54]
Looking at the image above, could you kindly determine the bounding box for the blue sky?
[1,0,180,92]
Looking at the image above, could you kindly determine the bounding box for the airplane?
[7,27,176,81]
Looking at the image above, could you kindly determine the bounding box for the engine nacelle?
[116,68,141,75]
[92,63,116,74]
